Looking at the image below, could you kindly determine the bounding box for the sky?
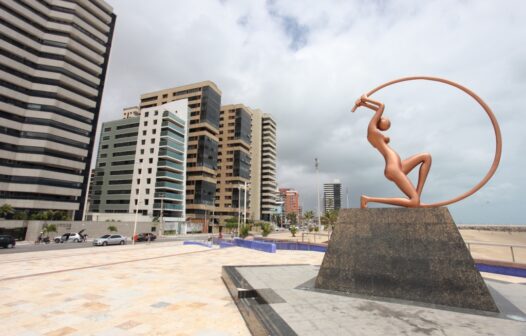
[100,0,526,224]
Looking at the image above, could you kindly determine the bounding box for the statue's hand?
[351,94,368,112]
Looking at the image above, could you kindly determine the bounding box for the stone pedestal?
[315,208,499,312]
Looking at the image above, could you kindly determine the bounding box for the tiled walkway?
[0,242,324,335]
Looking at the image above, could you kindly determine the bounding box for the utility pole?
[160,193,164,236]
[243,181,248,227]
[237,186,241,237]
[315,158,321,230]
[132,161,144,245]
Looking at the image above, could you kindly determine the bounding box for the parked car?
[0,235,16,248]
[93,234,126,246]
[134,233,157,242]
[54,233,83,243]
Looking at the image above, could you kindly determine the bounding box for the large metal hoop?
[366,76,502,207]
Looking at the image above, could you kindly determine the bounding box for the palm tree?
[303,210,314,225]
[286,212,297,225]
[322,210,339,235]
[0,204,14,219]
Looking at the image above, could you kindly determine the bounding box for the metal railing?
[301,232,330,244]
[465,240,526,263]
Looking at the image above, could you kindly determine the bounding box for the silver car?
[93,234,126,246]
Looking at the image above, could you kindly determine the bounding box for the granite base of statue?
[315,208,499,312]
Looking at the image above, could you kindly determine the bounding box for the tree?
[0,204,14,219]
[107,225,117,233]
[286,212,297,225]
[224,217,238,233]
[239,225,249,238]
[322,210,339,234]
[261,223,272,237]
[289,225,298,237]
[13,211,27,220]
[43,224,57,237]
[303,210,314,225]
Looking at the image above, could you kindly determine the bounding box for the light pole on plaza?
[315,158,321,230]
[132,161,145,245]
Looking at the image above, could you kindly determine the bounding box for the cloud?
[101,0,526,224]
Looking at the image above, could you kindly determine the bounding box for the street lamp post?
[132,161,145,245]
[315,158,321,230]
[159,193,165,236]
[243,181,248,227]
[237,186,241,237]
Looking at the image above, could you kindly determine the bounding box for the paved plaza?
[2,241,526,335]
[0,242,323,335]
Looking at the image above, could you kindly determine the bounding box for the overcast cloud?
[100,0,526,224]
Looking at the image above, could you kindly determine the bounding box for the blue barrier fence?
[183,241,212,248]
[233,238,276,253]
[476,263,526,278]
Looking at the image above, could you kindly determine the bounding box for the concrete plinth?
[315,208,499,312]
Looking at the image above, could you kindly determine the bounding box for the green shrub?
[290,225,298,237]
[239,225,249,238]
[261,223,272,237]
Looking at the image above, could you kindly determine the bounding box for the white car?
[93,234,127,246]
[54,233,83,243]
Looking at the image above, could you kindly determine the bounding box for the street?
[0,234,214,255]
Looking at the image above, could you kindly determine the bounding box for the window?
[146,178,151,184]
[100,154,107,158]
[145,112,149,117]
[104,127,111,131]
[143,130,146,136]
[140,149,144,154]
[146,189,150,195]
[154,111,158,116]
[144,199,149,205]
[148,168,152,174]
[101,145,108,149]
[152,129,157,134]
[151,139,155,144]
[143,121,148,126]
[149,158,153,164]
[150,148,154,154]
[103,136,109,140]
[141,140,145,145]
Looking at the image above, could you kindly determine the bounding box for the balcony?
[155,181,183,190]
[157,160,184,172]
[155,192,184,200]
[158,149,184,161]
[153,202,183,210]
[156,171,184,181]
[159,138,185,151]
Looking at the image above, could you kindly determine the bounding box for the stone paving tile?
[0,243,324,335]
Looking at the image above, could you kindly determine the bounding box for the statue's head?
[378,117,391,131]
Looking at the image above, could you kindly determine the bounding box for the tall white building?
[90,100,188,232]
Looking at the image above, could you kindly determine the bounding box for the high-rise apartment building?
[280,188,300,217]
[260,114,277,221]
[0,0,116,219]
[90,100,188,230]
[324,180,342,212]
[139,82,221,232]
[215,104,252,224]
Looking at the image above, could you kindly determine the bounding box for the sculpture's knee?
[422,152,432,164]
[408,195,420,208]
